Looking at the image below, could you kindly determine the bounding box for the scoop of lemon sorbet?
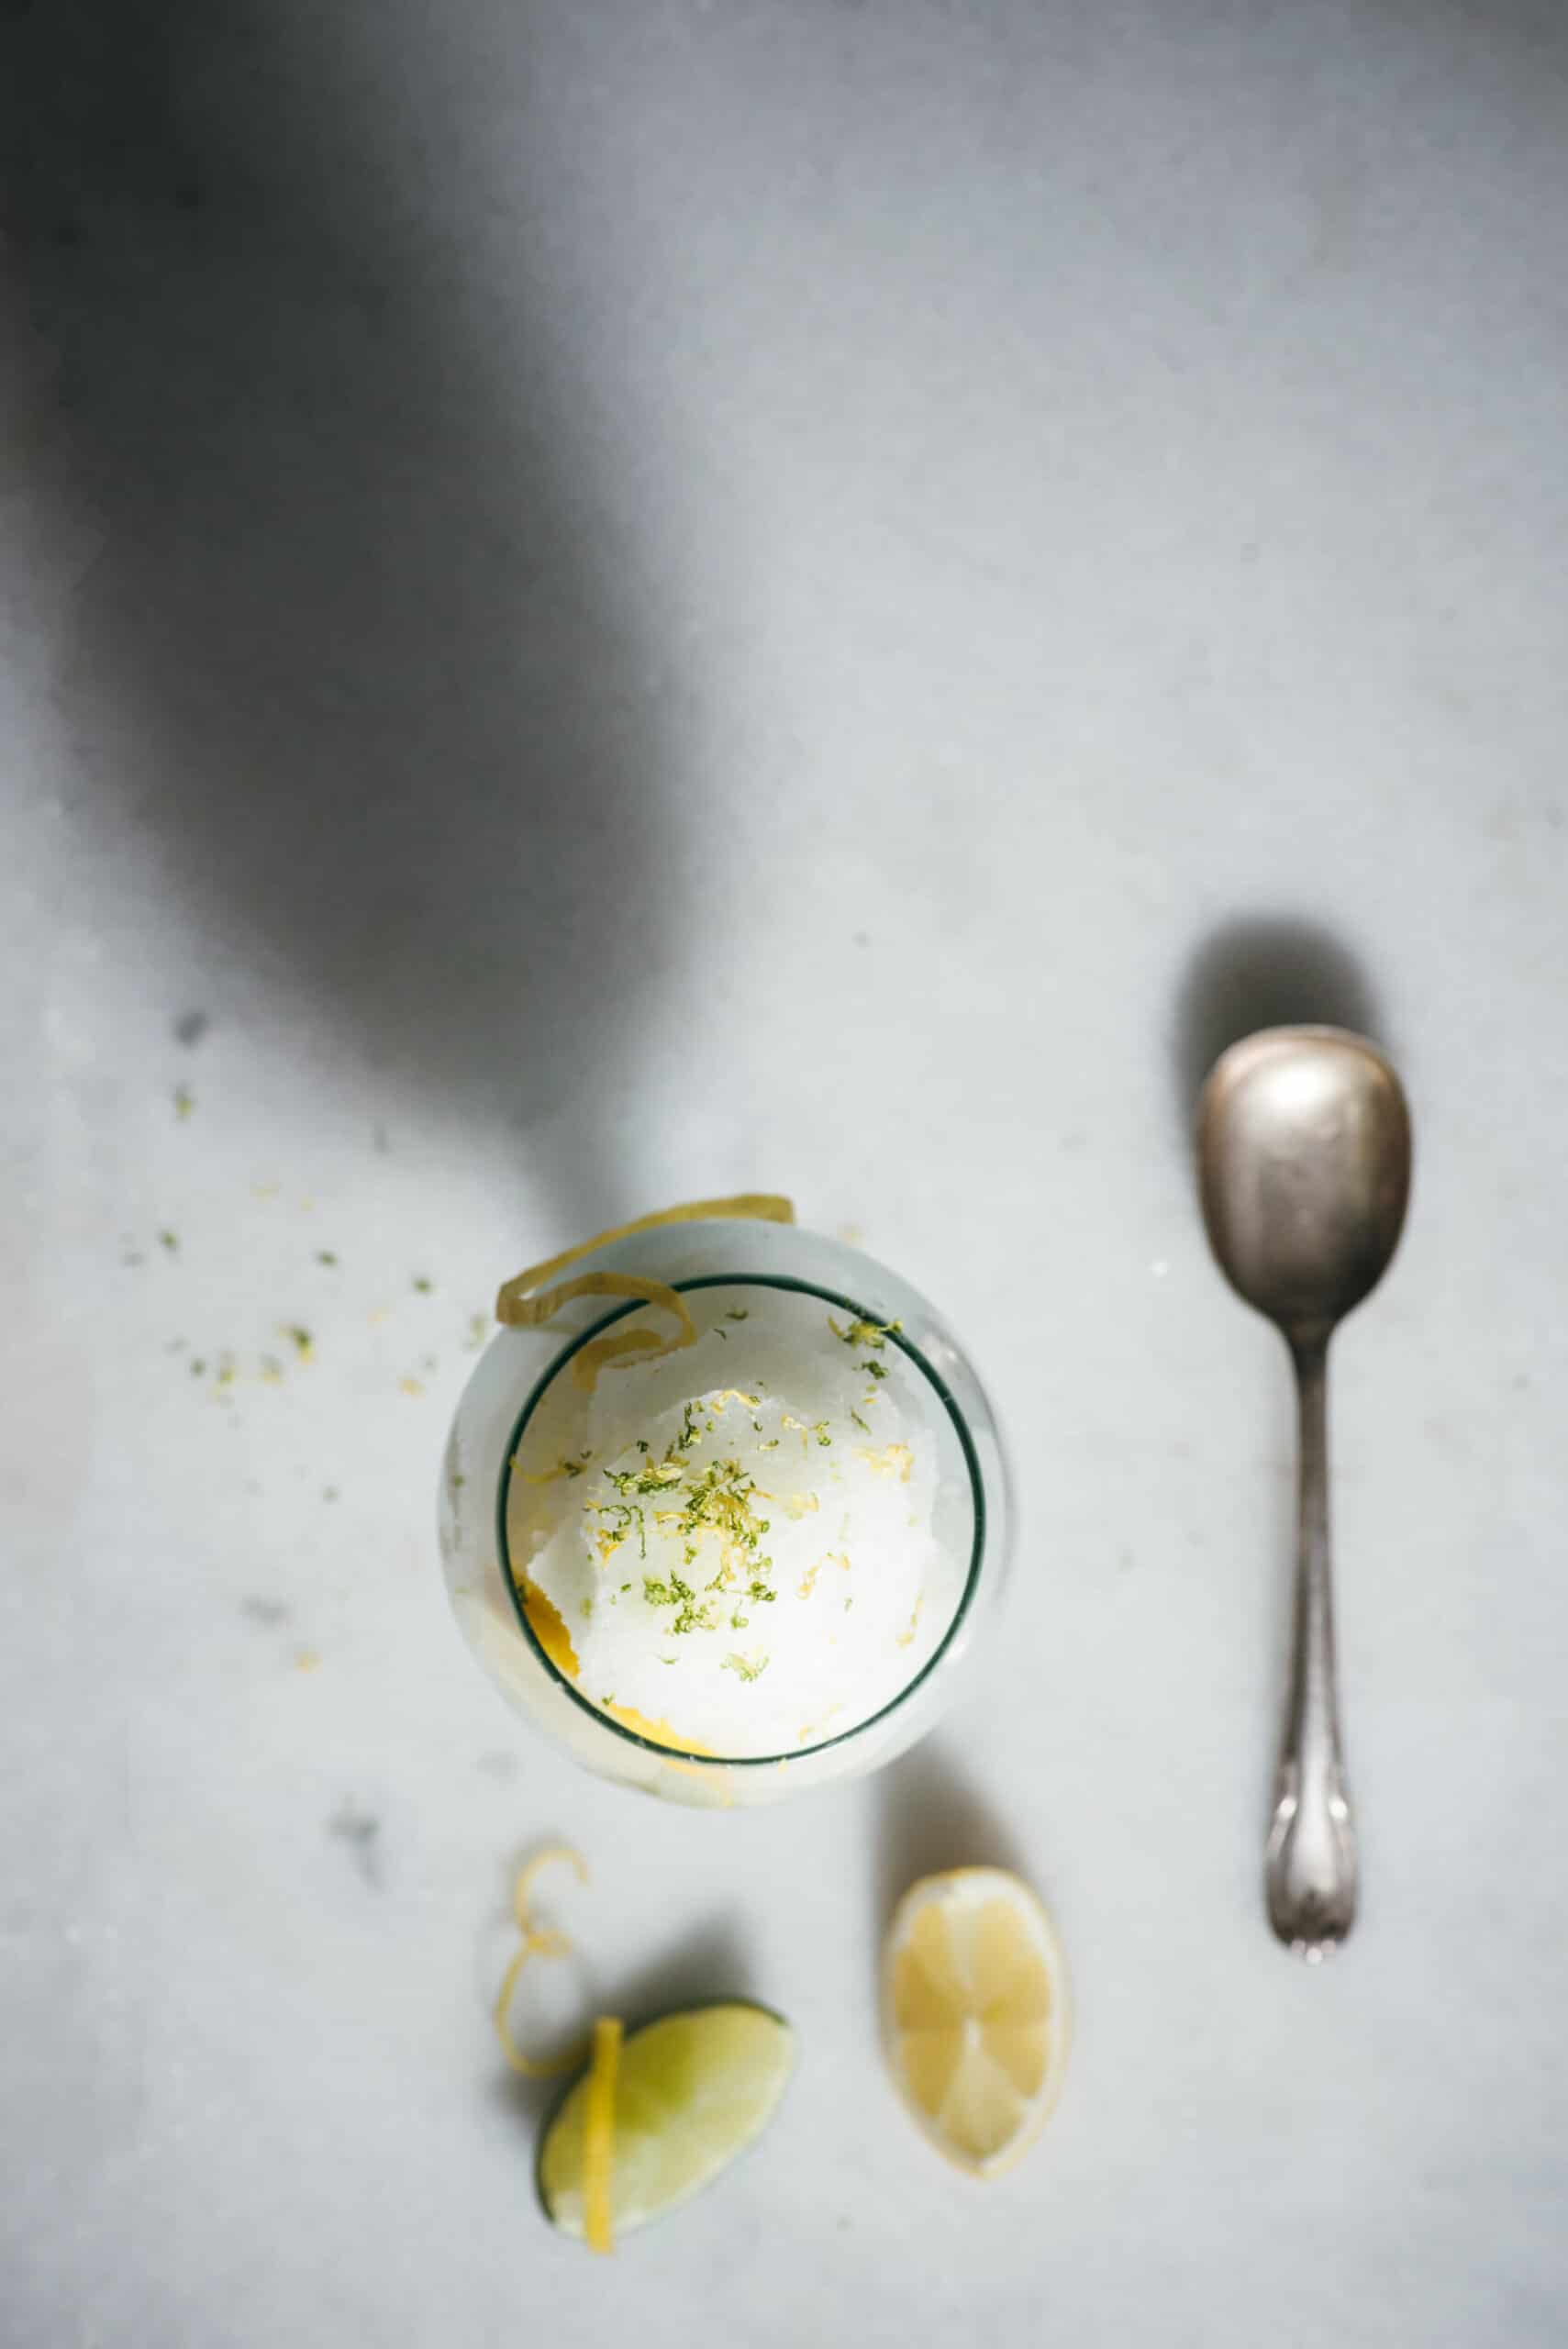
[506,1284,973,1758]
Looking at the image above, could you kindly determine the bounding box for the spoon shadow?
[1172,915,1388,1130]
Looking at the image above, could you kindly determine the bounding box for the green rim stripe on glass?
[495,1273,987,1769]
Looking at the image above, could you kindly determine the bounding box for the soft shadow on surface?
[2,4,674,1189]
[873,1736,1030,1944]
[603,1916,758,2032]
[1172,917,1386,1127]
[489,1912,754,2129]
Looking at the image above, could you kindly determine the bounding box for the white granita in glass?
[504,1284,975,1758]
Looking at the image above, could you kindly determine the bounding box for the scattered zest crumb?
[172,1085,195,1120]
[295,1649,323,1673]
[282,1325,314,1363]
[521,1454,589,1486]
[828,1314,900,1353]
[158,1230,179,1254]
[316,1250,339,1267]
[399,1376,426,1398]
[413,1275,433,1294]
[721,1650,769,1683]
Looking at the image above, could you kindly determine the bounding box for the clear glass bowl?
[439,1219,1009,1807]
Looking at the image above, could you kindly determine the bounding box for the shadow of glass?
[3,2,677,1201]
[872,1734,1033,1947]
[1171,916,1387,1127]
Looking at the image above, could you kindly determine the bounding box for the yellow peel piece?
[599,1699,717,1756]
[494,1197,795,1392]
[522,1583,580,1682]
[583,2017,623,2255]
[494,1846,591,2079]
[501,1269,695,1393]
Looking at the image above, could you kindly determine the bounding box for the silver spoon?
[1197,1026,1411,1959]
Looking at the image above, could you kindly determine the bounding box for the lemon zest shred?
[599,1698,717,1755]
[495,1197,794,1392]
[522,1583,581,1680]
[520,1455,590,1486]
[494,1845,591,2079]
[583,2016,623,2255]
[857,1442,914,1482]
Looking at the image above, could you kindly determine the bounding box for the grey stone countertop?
[3,4,1565,2343]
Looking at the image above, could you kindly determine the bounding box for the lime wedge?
[538,2002,794,2241]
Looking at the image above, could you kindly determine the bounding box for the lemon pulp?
[884,1866,1069,2176]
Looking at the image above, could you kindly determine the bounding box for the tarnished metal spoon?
[1197,1027,1411,1959]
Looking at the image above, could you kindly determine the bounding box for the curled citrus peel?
[582,2016,623,2255]
[494,1845,593,2079]
[494,1195,795,1392]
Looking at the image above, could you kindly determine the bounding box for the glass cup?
[439,1218,1009,1807]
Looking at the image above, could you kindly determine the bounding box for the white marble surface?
[5,2,1568,2342]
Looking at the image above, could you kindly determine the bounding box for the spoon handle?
[1265,1341,1359,1958]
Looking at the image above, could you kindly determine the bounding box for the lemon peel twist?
[494,1196,795,1391]
[493,1845,591,2079]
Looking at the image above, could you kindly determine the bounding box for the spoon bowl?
[1199,1028,1410,1345]
[1198,1026,1411,1958]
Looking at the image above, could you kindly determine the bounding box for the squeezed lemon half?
[883,1866,1070,2177]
